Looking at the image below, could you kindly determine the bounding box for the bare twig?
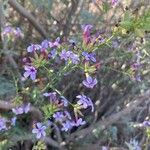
[8,0,48,38]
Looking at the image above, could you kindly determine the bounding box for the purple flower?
[32,122,46,139]
[59,50,79,64]
[102,146,109,150]
[43,92,57,101]
[0,118,7,131]
[72,118,86,127]
[131,63,141,70]
[27,44,41,52]
[135,74,141,82]
[2,26,23,38]
[82,52,96,62]
[2,26,13,35]
[82,76,97,88]
[12,103,30,115]
[143,121,150,127]
[11,117,17,126]
[49,37,60,48]
[69,53,80,64]
[14,27,22,37]
[61,120,73,131]
[41,40,49,50]
[53,112,64,122]
[76,94,94,112]
[129,139,141,150]
[24,66,37,80]
[59,50,70,61]
[12,107,24,115]
[60,96,68,107]
[46,120,52,126]
[64,111,72,120]
[111,0,118,5]
[48,49,57,59]
[24,103,31,113]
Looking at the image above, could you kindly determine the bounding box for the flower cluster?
[76,94,94,112]
[1,26,23,39]
[59,50,80,64]
[0,24,100,140]
[0,116,17,131]
[12,103,30,115]
[21,25,100,139]
[143,120,150,127]
[0,117,7,131]
[42,92,87,132]
[129,139,141,150]
[32,122,46,139]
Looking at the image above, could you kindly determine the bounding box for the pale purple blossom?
[12,103,30,115]
[135,74,141,82]
[2,26,13,35]
[72,118,86,127]
[131,63,141,70]
[32,122,46,139]
[129,139,141,150]
[111,0,118,5]
[2,26,23,38]
[69,53,80,64]
[59,50,70,61]
[48,49,57,59]
[24,103,31,113]
[0,118,7,131]
[143,121,150,127]
[60,50,79,64]
[53,112,64,122]
[49,37,60,48]
[61,120,73,131]
[102,146,109,150]
[82,52,96,62]
[24,66,37,80]
[43,92,57,101]
[60,96,68,107]
[82,76,97,88]
[41,40,49,50]
[27,44,41,52]
[12,107,24,115]
[76,94,94,112]
[11,117,17,126]
[64,111,72,120]
[14,27,22,37]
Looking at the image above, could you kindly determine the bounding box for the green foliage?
[32,141,47,150]
[120,10,150,37]
[42,104,59,120]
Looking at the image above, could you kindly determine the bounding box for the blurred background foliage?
[0,0,150,149]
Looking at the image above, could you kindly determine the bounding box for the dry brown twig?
[8,0,48,38]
